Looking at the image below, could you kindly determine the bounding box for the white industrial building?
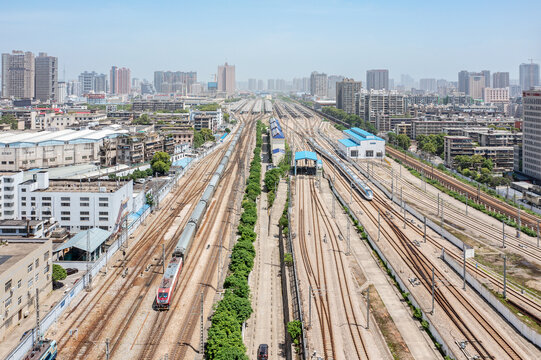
[17,171,133,233]
[0,128,127,171]
[337,127,386,159]
[0,172,24,220]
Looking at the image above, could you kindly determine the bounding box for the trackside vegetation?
[205,121,264,359]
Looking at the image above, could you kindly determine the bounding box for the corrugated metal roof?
[295,151,318,162]
[338,138,358,148]
[54,228,111,253]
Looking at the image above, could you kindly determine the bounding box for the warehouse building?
[337,127,385,159]
[269,117,285,165]
[0,128,128,171]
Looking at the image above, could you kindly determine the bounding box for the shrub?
[52,264,67,282]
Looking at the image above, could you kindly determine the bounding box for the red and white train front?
[156,256,183,310]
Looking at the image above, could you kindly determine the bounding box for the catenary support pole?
[366,286,370,329]
[423,216,427,243]
[502,222,506,248]
[463,249,467,291]
[517,208,521,239]
[378,210,381,241]
[431,267,435,315]
[503,255,507,299]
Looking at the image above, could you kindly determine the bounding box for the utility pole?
[502,223,506,248]
[463,249,467,291]
[403,205,406,229]
[308,285,312,327]
[200,291,204,353]
[441,199,444,233]
[35,288,41,345]
[377,210,381,241]
[162,244,166,274]
[437,193,440,216]
[431,267,435,315]
[86,230,92,291]
[516,208,521,239]
[366,286,370,329]
[465,196,468,216]
[503,255,507,299]
[347,221,351,255]
[423,216,427,243]
[106,338,110,360]
[391,168,394,201]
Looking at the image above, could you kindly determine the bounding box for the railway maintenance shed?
[337,127,385,159]
[294,151,318,175]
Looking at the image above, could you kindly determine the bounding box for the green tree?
[287,320,302,345]
[223,274,250,298]
[0,114,18,129]
[396,134,411,150]
[52,264,67,282]
[216,290,253,323]
[134,113,151,125]
[151,151,171,175]
[387,132,397,145]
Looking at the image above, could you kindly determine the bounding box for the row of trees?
[206,121,264,359]
[108,152,171,181]
[264,143,291,207]
[417,134,445,158]
[387,132,411,150]
[454,154,510,186]
[321,106,377,135]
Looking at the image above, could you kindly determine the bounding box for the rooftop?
[55,228,111,254]
[0,240,50,274]
[338,138,358,148]
[295,151,318,162]
[37,180,127,193]
[0,128,128,148]
[344,128,384,143]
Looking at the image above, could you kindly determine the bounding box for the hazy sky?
[2,0,540,83]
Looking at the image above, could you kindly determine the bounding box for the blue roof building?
[337,128,386,159]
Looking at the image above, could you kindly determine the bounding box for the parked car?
[66,268,78,276]
[257,344,268,359]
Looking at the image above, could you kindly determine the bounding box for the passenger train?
[155,125,244,310]
[23,339,57,360]
[309,138,373,200]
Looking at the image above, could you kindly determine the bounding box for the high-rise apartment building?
[520,63,540,91]
[110,66,131,95]
[217,62,235,95]
[154,71,197,94]
[522,90,541,180]
[336,78,362,114]
[481,70,491,87]
[327,75,344,100]
[366,70,389,91]
[34,53,58,102]
[310,71,328,97]
[356,90,405,127]
[267,79,275,91]
[400,74,414,90]
[419,78,437,93]
[493,72,510,88]
[458,70,469,94]
[248,78,257,91]
[276,79,286,91]
[1,50,35,99]
[469,75,485,100]
[483,88,509,103]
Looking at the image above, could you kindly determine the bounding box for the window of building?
[5,297,11,309]
[35,274,38,282]
[61,203,70,207]
[99,197,108,202]
[21,197,26,201]
[61,197,70,201]
[99,212,108,216]
[80,197,89,201]
[44,264,49,274]
[80,211,89,215]
[31,197,35,200]
[17,296,21,305]
[80,217,89,221]
[17,279,21,288]
[27,263,33,273]
[28,278,33,288]
[99,217,108,222]
[99,226,109,231]
[60,217,70,221]
[21,188,26,192]
[61,211,70,215]
[80,226,89,230]
[21,202,26,207]
[4,279,12,292]
[80,203,89,207]
[44,251,49,261]
[42,197,51,201]
[35,259,39,268]
[99,203,108,207]
[42,202,51,207]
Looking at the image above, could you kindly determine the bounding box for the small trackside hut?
[294,151,318,175]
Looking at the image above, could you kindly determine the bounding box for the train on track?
[309,138,373,200]
[155,125,245,310]
[23,339,57,360]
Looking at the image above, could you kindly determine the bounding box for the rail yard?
[11,96,537,360]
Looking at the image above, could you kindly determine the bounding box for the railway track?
[53,124,244,359]
[386,146,541,231]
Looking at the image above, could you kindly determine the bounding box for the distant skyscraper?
[519,63,540,91]
[1,50,35,99]
[110,66,131,95]
[492,72,510,88]
[154,71,197,94]
[217,62,236,95]
[248,78,257,91]
[522,90,541,180]
[458,70,469,94]
[336,78,362,114]
[327,75,344,100]
[79,71,97,94]
[400,74,414,90]
[468,74,485,100]
[310,71,328,97]
[267,79,275,91]
[481,70,491,87]
[94,74,107,93]
[366,69,389,91]
[276,79,286,91]
[34,52,58,102]
[57,81,66,103]
[257,79,264,91]
[419,78,437,93]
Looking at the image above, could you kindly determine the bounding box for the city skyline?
[1,0,539,82]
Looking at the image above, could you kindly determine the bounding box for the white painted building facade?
[337,127,386,159]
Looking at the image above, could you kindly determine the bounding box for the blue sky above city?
[1,0,540,83]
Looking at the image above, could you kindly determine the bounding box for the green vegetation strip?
[205,121,263,360]
[389,154,537,237]
[264,141,291,207]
